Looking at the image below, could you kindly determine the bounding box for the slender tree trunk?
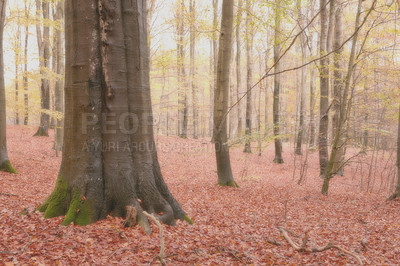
[243,0,253,153]
[213,0,238,187]
[319,0,329,175]
[295,0,307,155]
[54,0,64,156]
[23,0,29,126]
[190,0,198,139]
[389,104,400,200]
[39,0,191,231]
[273,1,284,163]
[309,0,317,148]
[34,0,50,137]
[0,0,16,173]
[264,49,269,137]
[210,0,218,138]
[332,2,344,176]
[177,0,188,138]
[14,15,21,125]
[236,0,243,138]
[322,0,365,195]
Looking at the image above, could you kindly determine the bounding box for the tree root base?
[0,160,17,174]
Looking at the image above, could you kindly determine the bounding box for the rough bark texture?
[34,0,51,137]
[319,0,329,175]
[0,0,16,174]
[213,0,238,188]
[54,0,64,155]
[38,0,191,232]
[273,2,283,163]
[243,0,252,153]
[236,0,243,138]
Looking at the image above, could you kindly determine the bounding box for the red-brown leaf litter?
[1,126,400,264]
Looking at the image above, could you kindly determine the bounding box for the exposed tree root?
[143,211,166,266]
[388,191,400,201]
[33,126,49,137]
[0,160,17,174]
[278,227,363,265]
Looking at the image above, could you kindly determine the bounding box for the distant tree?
[23,0,30,126]
[389,105,400,200]
[34,0,51,137]
[0,0,16,174]
[213,0,238,187]
[236,0,243,138]
[190,0,199,139]
[38,0,192,231]
[273,0,283,163]
[243,0,253,153]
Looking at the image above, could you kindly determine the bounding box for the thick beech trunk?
[273,2,283,163]
[38,0,191,232]
[0,0,16,173]
[243,0,252,153]
[213,0,238,187]
[34,0,50,137]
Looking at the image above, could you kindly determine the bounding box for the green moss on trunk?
[61,189,92,226]
[183,215,194,225]
[218,181,239,188]
[38,175,68,217]
[0,160,17,174]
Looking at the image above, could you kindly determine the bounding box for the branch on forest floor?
[266,238,281,246]
[278,227,363,265]
[0,192,19,197]
[143,211,166,266]
[0,229,31,255]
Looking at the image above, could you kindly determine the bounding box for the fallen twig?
[278,227,363,265]
[143,211,166,266]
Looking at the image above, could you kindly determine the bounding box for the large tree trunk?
[38,0,191,232]
[0,0,16,174]
[34,0,51,137]
[190,0,198,139]
[243,0,252,153]
[321,0,364,195]
[318,0,329,175]
[236,0,243,138]
[54,0,64,155]
[23,0,29,126]
[213,0,238,187]
[273,1,284,163]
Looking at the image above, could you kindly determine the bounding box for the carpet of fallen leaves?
[1,125,400,265]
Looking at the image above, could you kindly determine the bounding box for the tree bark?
[236,0,243,138]
[389,104,400,200]
[332,2,344,176]
[295,0,307,155]
[38,0,191,232]
[54,0,64,155]
[273,1,284,163]
[309,0,317,148]
[34,0,51,137]
[14,13,21,125]
[243,0,253,153]
[190,0,198,139]
[177,0,188,138]
[210,0,218,138]
[319,0,329,175]
[0,0,16,174]
[322,0,364,195]
[213,0,238,187]
[23,0,29,126]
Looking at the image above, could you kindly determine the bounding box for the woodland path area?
[1,126,400,264]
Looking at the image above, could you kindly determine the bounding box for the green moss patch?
[38,175,68,218]
[0,160,17,174]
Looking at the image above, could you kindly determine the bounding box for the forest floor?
[1,125,400,265]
